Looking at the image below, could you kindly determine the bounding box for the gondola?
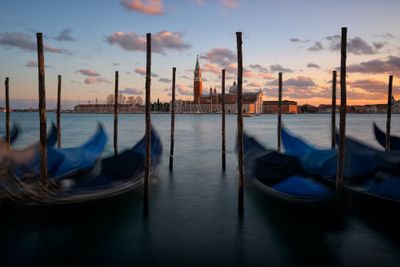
[281,127,400,206]
[8,126,162,205]
[373,122,400,151]
[243,132,333,206]
[1,124,21,144]
[14,123,107,180]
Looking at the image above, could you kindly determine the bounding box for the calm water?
[0,112,400,267]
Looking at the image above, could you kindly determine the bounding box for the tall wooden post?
[336,27,347,191]
[236,32,244,214]
[36,32,48,188]
[385,75,394,151]
[169,67,176,170]
[114,71,119,155]
[277,72,283,152]
[4,77,10,149]
[221,69,226,171]
[56,75,62,148]
[331,71,337,149]
[144,33,152,214]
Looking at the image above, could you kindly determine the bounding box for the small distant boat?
[373,122,400,151]
[243,132,333,206]
[243,113,253,117]
[10,126,162,206]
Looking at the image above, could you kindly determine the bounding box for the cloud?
[308,41,323,51]
[106,31,191,54]
[289,38,310,43]
[263,77,330,99]
[201,63,221,75]
[307,63,320,69]
[269,64,293,73]
[0,31,72,54]
[25,60,50,68]
[55,29,75,41]
[347,56,400,75]
[201,48,236,67]
[243,70,274,79]
[158,77,172,83]
[247,82,262,88]
[176,84,192,95]
[134,67,159,77]
[221,0,239,8]
[325,35,384,55]
[267,76,316,88]
[348,79,388,94]
[76,69,101,77]
[120,0,163,15]
[84,77,112,84]
[179,75,191,80]
[248,64,268,73]
[120,87,144,94]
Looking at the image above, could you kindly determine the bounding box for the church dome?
[229,81,237,94]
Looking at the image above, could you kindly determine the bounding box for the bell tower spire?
[193,55,202,104]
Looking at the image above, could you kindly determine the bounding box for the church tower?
[193,55,202,104]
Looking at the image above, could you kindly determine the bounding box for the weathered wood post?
[277,72,283,152]
[385,75,394,151]
[4,77,10,149]
[221,69,226,171]
[144,33,152,214]
[169,67,176,170]
[336,27,347,191]
[331,70,337,149]
[114,71,119,155]
[36,32,48,188]
[236,32,244,214]
[56,75,62,148]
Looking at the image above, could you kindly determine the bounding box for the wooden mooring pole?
[56,75,62,148]
[144,33,152,214]
[385,75,394,151]
[331,71,337,149]
[114,71,119,155]
[336,27,347,191]
[36,32,48,188]
[221,69,226,172]
[169,67,176,170]
[236,32,244,214]
[277,72,283,152]
[4,77,10,149]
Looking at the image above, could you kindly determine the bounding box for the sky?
[0,0,399,109]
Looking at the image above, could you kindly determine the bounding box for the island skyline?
[1,0,399,109]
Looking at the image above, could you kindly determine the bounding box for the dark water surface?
[1,113,400,266]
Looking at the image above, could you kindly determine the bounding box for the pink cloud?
[84,77,112,85]
[77,69,100,77]
[106,31,191,54]
[176,84,192,95]
[221,0,239,9]
[121,0,163,15]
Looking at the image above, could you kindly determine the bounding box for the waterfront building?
[74,103,144,113]
[263,100,298,114]
[188,56,263,114]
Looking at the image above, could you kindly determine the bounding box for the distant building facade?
[185,56,263,114]
[263,100,298,114]
[74,104,144,113]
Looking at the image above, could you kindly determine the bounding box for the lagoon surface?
[1,113,400,266]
